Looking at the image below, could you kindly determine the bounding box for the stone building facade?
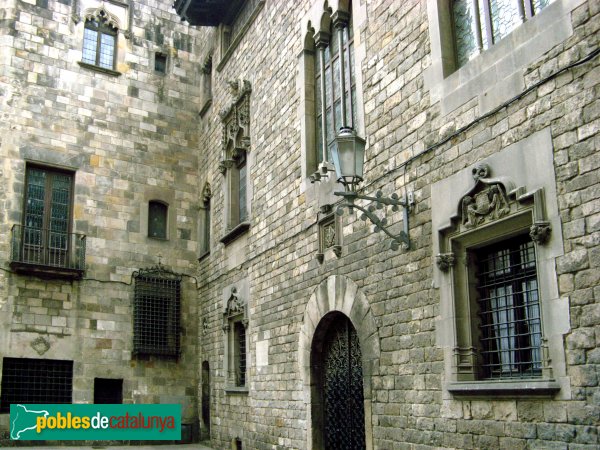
[0,0,599,449]
[0,0,205,442]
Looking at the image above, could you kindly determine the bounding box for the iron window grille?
[473,235,542,379]
[0,358,73,412]
[452,0,555,68]
[314,6,356,166]
[133,265,181,358]
[82,16,117,70]
[94,378,123,404]
[234,321,247,387]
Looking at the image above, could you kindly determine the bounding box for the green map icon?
[10,404,49,439]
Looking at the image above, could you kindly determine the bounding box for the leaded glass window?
[474,235,542,379]
[82,18,117,70]
[452,0,555,68]
[314,8,356,166]
[19,166,74,267]
[238,159,247,223]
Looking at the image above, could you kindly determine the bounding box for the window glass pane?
[25,168,46,232]
[333,56,341,102]
[99,32,115,69]
[532,0,553,14]
[49,174,71,251]
[453,0,480,67]
[148,201,167,238]
[325,62,332,110]
[234,322,246,386]
[475,237,541,379]
[316,115,323,164]
[489,0,521,43]
[238,162,247,223]
[82,27,98,65]
[334,99,342,135]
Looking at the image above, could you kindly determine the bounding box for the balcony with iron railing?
[10,225,86,279]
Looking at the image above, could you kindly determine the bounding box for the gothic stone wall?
[195,0,599,449]
[0,0,204,439]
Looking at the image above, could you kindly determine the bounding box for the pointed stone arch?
[299,275,379,450]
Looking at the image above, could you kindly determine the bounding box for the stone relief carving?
[224,287,244,318]
[202,182,212,203]
[219,79,252,173]
[84,7,120,29]
[31,336,51,356]
[461,164,511,228]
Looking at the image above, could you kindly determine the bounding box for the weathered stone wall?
[194,0,599,448]
[0,0,204,439]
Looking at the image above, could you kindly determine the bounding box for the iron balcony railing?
[10,225,86,275]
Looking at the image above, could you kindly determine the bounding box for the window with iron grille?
[234,321,246,386]
[133,266,181,358]
[82,17,117,70]
[313,4,357,172]
[473,235,542,379]
[452,0,555,68]
[0,358,73,412]
[94,378,123,404]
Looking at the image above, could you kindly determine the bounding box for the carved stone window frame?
[199,182,211,259]
[432,131,570,399]
[219,80,252,245]
[222,283,249,394]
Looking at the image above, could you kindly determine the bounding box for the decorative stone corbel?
[436,253,456,272]
[530,222,552,245]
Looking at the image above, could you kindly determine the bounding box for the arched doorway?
[312,312,365,450]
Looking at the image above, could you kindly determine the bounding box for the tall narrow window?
[452,0,555,68]
[82,11,117,70]
[11,165,80,271]
[200,183,211,257]
[148,201,168,239]
[0,358,73,412]
[237,158,247,224]
[314,6,356,167]
[223,286,248,390]
[473,235,542,379]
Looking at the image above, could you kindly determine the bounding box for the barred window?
[233,321,247,387]
[473,235,542,379]
[133,266,181,358]
[82,17,117,70]
[452,0,555,67]
[0,358,73,412]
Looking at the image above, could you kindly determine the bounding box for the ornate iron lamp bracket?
[334,190,414,251]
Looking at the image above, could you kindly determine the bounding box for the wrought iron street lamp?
[331,127,414,251]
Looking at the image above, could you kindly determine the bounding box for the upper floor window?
[148,201,168,239]
[10,165,85,277]
[81,8,120,72]
[314,8,356,169]
[199,183,212,257]
[452,0,555,68]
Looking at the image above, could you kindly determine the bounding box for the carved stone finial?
[530,222,551,245]
[436,253,456,272]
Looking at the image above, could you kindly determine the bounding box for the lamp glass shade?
[332,128,365,189]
